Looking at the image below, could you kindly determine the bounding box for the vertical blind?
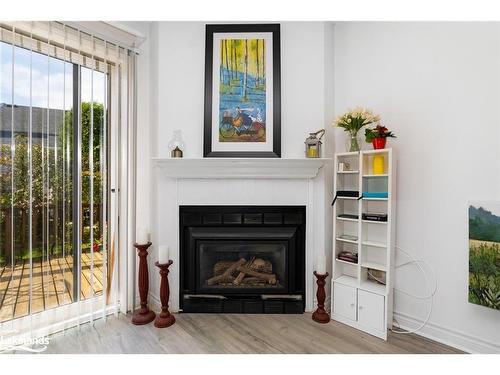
[0,21,136,348]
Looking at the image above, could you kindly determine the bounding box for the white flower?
[333,106,381,128]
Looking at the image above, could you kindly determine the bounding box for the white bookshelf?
[331,148,396,340]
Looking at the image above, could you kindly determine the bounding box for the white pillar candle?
[136,227,149,245]
[316,252,327,275]
[158,245,169,264]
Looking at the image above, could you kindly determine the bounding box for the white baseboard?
[148,293,162,312]
[134,292,163,313]
[324,296,331,314]
[394,310,500,354]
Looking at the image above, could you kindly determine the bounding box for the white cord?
[389,245,437,334]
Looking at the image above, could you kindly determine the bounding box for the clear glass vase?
[347,132,361,152]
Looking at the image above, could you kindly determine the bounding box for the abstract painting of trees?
[218,38,266,143]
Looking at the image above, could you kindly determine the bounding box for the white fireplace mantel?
[150,157,333,314]
[152,157,331,179]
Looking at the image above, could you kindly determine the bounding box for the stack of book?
[337,214,359,220]
[337,251,358,264]
[362,213,388,222]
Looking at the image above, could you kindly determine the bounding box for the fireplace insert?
[180,206,306,313]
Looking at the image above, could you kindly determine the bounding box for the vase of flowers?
[333,107,381,152]
[364,125,396,149]
[348,132,360,153]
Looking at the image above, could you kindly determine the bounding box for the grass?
[469,240,500,310]
[470,239,500,247]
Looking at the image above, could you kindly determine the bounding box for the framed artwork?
[203,24,281,158]
[468,201,500,310]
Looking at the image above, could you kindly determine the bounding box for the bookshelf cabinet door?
[358,289,385,332]
[333,283,357,321]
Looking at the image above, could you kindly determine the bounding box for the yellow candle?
[373,155,385,174]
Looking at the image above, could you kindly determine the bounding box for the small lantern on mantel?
[168,129,185,158]
[171,146,183,158]
[305,129,325,158]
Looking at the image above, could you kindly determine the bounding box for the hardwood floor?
[41,313,463,354]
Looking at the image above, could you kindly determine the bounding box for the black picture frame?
[203,24,281,158]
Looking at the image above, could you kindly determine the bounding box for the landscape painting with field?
[468,203,500,310]
[218,38,266,143]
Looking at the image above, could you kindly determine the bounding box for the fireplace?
[180,206,306,313]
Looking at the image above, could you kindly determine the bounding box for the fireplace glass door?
[197,241,288,294]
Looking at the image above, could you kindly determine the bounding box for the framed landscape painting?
[203,24,281,157]
[468,202,500,310]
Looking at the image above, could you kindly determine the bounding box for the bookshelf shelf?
[363,174,388,178]
[337,216,359,223]
[333,275,358,288]
[362,240,387,248]
[362,220,387,225]
[360,280,387,295]
[336,258,358,266]
[336,236,358,244]
[361,261,387,272]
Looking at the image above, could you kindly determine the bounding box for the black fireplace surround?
[180,206,306,314]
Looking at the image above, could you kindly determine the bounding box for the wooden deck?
[0,251,104,323]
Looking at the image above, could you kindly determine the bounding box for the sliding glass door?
[0,39,109,323]
[79,66,108,302]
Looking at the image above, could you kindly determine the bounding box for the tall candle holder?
[312,271,331,324]
[132,242,156,325]
[154,260,176,328]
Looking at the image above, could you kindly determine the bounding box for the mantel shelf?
[152,157,332,179]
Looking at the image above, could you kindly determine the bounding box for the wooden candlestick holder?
[312,271,331,324]
[131,242,156,325]
[154,260,176,328]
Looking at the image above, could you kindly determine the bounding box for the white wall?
[334,22,500,353]
[153,22,335,158]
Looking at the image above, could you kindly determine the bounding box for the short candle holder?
[312,271,331,324]
[154,260,176,328]
[131,242,156,325]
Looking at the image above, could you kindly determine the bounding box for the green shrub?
[469,241,500,310]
